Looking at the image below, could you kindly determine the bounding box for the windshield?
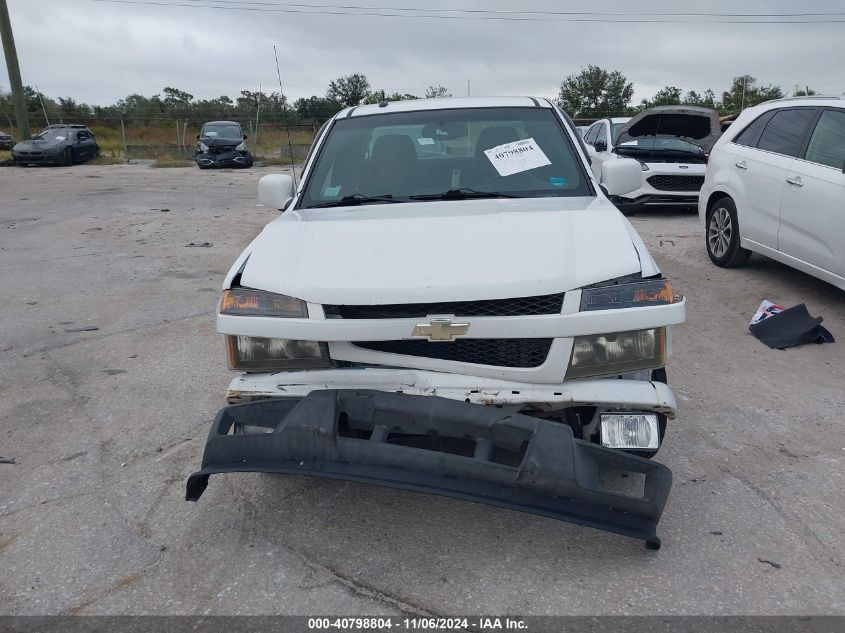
[201,123,242,139]
[36,128,71,141]
[299,107,591,208]
[611,123,629,144]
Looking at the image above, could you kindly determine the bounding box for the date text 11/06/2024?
[307,617,528,630]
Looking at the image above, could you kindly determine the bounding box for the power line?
[173,0,845,19]
[88,0,845,23]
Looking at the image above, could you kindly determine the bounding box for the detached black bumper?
[186,390,672,548]
[195,150,253,168]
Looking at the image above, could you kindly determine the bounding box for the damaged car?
[11,124,99,166]
[588,106,721,214]
[195,120,254,169]
[0,129,13,151]
[186,97,687,548]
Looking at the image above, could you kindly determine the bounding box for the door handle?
[786,176,804,187]
[734,161,748,170]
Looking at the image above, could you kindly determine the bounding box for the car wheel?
[63,147,74,166]
[706,197,751,268]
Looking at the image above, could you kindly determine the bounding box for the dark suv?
[11,124,100,166]
[195,121,253,169]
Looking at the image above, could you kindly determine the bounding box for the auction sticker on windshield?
[484,137,551,177]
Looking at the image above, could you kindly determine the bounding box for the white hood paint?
[239,198,643,305]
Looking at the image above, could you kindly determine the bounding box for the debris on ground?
[63,325,99,332]
[749,300,834,350]
[185,241,212,247]
[758,558,782,569]
[0,457,16,464]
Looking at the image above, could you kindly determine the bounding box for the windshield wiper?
[308,194,401,209]
[410,188,517,201]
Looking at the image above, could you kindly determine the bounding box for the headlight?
[220,288,308,318]
[198,142,209,152]
[566,328,665,379]
[235,141,246,151]
[580,279,674,312]
[226,336,332,371]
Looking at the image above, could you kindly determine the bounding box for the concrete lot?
[0,163,843,616]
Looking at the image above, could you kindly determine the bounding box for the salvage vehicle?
[195,120,253,169]
[700,96,845,290]
[583,116,631,174]
[0,129,12,150]
[585,106,721,214]
[11,124,99,166]
[186,97,687,548]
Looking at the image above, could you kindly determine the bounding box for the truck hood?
[239,197,644,305]
[615,105,721,152]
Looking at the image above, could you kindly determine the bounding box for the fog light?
[601,414,659,450]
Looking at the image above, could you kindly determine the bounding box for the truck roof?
[339,96,553,119]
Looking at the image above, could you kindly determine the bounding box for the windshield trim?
[295,105,594,211]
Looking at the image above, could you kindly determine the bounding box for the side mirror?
[258,174,295,211]
[196,134,200,140]
[601,158,643,196]
[593,140,607,153]
[243,134,248,140]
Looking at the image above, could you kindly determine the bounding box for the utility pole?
[0,0,30,140]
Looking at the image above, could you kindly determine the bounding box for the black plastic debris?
[749,303,834,350]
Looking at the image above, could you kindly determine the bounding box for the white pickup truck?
[187,97,687,548]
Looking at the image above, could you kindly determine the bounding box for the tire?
[63,147,74,166]
[705,197,752,268]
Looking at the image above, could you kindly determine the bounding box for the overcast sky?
[2,0,845,105]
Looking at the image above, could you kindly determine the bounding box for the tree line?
[0,67,824,132]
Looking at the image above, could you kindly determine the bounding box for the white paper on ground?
[750,299,785,326]
[484,137,551,177]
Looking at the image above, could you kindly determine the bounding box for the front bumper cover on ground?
[186,390,672,548]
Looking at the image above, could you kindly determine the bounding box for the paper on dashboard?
[484,138,551,177]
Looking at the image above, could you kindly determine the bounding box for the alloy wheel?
[708,207,732,257]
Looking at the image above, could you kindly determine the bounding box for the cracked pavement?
[1,163,843,615]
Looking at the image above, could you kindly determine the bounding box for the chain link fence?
[0,114,320,162]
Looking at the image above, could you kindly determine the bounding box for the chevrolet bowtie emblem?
[412,317,470,342]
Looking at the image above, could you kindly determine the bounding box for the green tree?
[326,73,371,108]
[558,65,634,118]
[363,90,418,104]
[792,85,817,96]
[294,96,342,122]
[162,86,194,115]
[424,85,451,99]
[722,75,783,114]
[639,85,683,109]
[683,89,719,109]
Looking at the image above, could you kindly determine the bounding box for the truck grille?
[325,293,564,319]
[353,339,553,368]
[646,175,705,192]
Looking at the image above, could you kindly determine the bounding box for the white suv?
[586,107,721,214]
[699,97,845,290]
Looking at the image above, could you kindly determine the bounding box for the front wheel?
[706,197,752,268]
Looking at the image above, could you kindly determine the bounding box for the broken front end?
[195,142,254,169]
[186,390,672,549]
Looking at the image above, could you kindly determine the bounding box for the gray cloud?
[3,0,844,105]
